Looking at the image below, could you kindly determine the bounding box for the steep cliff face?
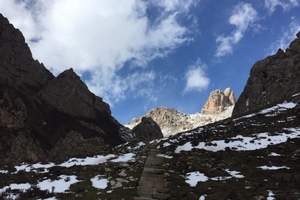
[0,14,53,92]
[0,14,126,165]
[202,88,236,114]
[233,32,300,117]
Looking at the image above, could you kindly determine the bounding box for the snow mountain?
[126,88,235,137]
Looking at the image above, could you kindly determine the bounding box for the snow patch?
[185,172,209,187]
[37,175,79,193]
[90,175,108,189]
[234,101,297,121]
[59,154,115,168]
[111,153,136,163]
[267,190,275,200]
[225,169,244,179]
[269,152,281,157]
[156,154,173,159]
[0,170,8,174]
[258,166,290,170]
[175,128,300,153]
[0,183,31,194]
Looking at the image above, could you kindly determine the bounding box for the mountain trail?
[135,148,170,200]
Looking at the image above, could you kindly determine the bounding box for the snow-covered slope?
[1,98,298,200]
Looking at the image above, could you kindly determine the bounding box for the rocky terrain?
[1,95,299,199]
[132,117,163,142]
[233,32,300,117]
[126,88,235,136]
[0,13,130,165]
[1,12,300,200]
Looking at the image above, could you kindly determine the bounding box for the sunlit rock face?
[201,88,236,114]
[233,32,300,117]
[126,88,235,137]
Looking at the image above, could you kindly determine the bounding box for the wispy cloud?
[184,61,210,93]
[0,0,198,104]
[264,0,300,13]
[269,18,300,53]
[215,3,257,57]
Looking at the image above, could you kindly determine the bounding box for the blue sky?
[1,0,300,123]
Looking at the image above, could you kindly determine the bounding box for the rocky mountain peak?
[127,88,235,137]
[233,32,300,117]
[201,88,236,114]
[39,68,111,120]
[0,14,53,92]
[0,14,125,165]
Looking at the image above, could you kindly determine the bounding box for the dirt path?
[134,148,170,200]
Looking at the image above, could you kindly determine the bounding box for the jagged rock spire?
[201,88,236,114]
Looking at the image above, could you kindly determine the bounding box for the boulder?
[132,117,163,142]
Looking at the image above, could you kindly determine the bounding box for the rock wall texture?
[233,32,300,117]
[202,88,236,114]
[0,14,127,165]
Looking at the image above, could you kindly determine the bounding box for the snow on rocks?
[199,194,207,200]
[175,128,300,153]
[269,152,281,157]
[59,154,115,168]
[267,190,275,200]
[15,163,55,173]
[38,197,57,200]
[90,175,109,189]
[162,142,171,147]
[156,154,173,159]
[0,170,8,174]
[210,169,244,181]
[0,183,31,194]
[175,142,193,153]
[37,175,79,193]
[225,169,244,179]
[185,172,209,187]
[11,152,137,174]
[257,166,290,170]
[111,153,136,163]
[234,101,297,121]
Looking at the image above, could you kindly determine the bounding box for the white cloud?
[88,70,156,104]
[184,62,210,93]
[0,0,197,104]
[151,0,199,12]
[264,0,300,13]
[215,3,257,57]
[269,19,300,53]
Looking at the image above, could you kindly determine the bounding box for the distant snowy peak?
[126,88,235,137]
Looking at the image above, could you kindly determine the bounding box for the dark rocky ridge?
[132,117,163,142]
[233,32,300,117]
[0,14,127,165]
